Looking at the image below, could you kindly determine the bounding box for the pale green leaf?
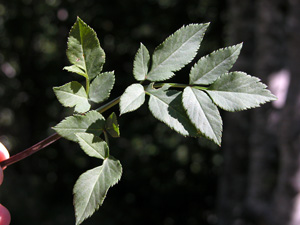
[146,85,199,137]
[206,72,277,111]
[63,65,87,78]
[146,23,209,81]
[66,17,105,80]
[89,72,115,103]
[53,81,90,113]
[182,87,222,146]
[76,133,109,159]
[73,156,122,225]
[52,110,105,142]
[105,112,120,138]
[189,43,243,85]
[133,43,150,81]
[120,83,145,115]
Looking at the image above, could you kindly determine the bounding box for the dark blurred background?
[0,0,299,224]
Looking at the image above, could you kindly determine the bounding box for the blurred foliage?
[0,0,227,224]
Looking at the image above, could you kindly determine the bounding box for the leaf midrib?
[193,46,241,84]
[149,26,204,75]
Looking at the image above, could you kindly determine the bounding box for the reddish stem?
[0,133,61,168]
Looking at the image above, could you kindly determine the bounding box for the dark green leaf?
[66,17,105,80]
[105,112,120,138]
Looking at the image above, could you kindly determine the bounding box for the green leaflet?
[182,87,222,146]
[52,110,106,142]
[189,43,243,85]
[133,43,150,81]
[63,65,87,78]
[120,83,145,115]
[146,85,199,137]
[73,156,122,225]
[53,81,90,113]
[66,17,105,80]
[89,72,115,103]
[105,112,120,138]
[76,133,109,159]
[206,72,277,111]
[146,23,209,81]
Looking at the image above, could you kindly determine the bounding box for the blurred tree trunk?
[218,0,289,224]
[217,0,255,224]
[272,0,300,224]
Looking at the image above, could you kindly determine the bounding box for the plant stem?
[0,133,61,168]
[0,96,121,169]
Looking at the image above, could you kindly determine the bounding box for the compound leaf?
[146,23,209,81]
[206,72,277,111]
[189,43,243,85]
[146,85,199,137]
[73,156,122,225]
[76,133,109,159]
[133,43,150,81]
[120,83,145,115]
[105,112,120,138]
[67,17,105,80]
[53,110,105,142]
[53,81,90,113]
[89,72,115,103]
[183,87,222,146]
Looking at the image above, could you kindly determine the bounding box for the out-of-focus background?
[0,0,299,224]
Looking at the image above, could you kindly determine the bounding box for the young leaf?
[67,17,105,80]
[53,81,90,113]
[89,72,115,103]
[146,85,199,137]
[76,133,109,159]
[105,112,120,138]
[206,72,277,111]
[120,83,145,115]
[52,110,106,142]
[189,43,243,85]
[133,43,150,81]
[182,87,222,146]
[146,23,209,81]
[73,156,122,225]
[63,65,87,78]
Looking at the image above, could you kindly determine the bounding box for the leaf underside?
[146,23,209,81]
[53,81,90,113]
[182,87,222,146]
[76,133,108,159]
[133,43,150,81]
[147,85,199,137]
[206,72,277,111]
[120,83,146,115]
[52,110,106,142]
[189,43,243,85]
[73,157,122,225]
[89,72,115,103]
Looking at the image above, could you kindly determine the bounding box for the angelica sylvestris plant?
[0,17,276,225]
